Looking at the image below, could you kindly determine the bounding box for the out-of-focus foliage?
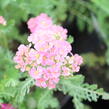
[0,47,19,79]
[82,53,105,67]
[0,47,19,103]
[57,75,109,109]
[19,89,59,109]
[67,0,94,32]
[91,0,109,65]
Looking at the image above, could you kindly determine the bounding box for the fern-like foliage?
[66,0,94,32]
[0,47,34,105]
[0,47,19,102]
[57,75,109,109]
[18,88,59,109]
[1,78,59,109]
[91,0,109,65]
[14,78,34,103]
[0,77,34,105]
[34,88,59,109]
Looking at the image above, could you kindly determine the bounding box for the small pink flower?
[72,64,80,72]
[34,41,52,52]
[16,44,29,56]
[51,25,67,40]
[73,54,83,65]
[13,44,31,72]
[62,67,71,76]
[35,78,47,88]
[29,66,43,79]
[65,54,83,73]
[46,65,61,78]
[29,48,39,61]
[27,13,53,33]
[47,78,59,89]
[48,81,56,89]
[50,40,72,57]
[0,16,6,25]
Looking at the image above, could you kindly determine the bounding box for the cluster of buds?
[14,13,83,89]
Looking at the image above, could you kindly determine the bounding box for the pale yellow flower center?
[36,54,40,59]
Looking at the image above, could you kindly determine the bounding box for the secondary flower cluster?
[14,13,83,89]
[0,103,15,109]
[0,16,6,25]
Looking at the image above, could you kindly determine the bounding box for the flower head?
[14,13,83,89]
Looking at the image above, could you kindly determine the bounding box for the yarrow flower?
[14,13,83,89]
[0,103,15,109]
[0,16,6,25]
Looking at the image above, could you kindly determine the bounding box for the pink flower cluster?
[0,104,15,109]
[0,16,6,25]
[14,13,83,89]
